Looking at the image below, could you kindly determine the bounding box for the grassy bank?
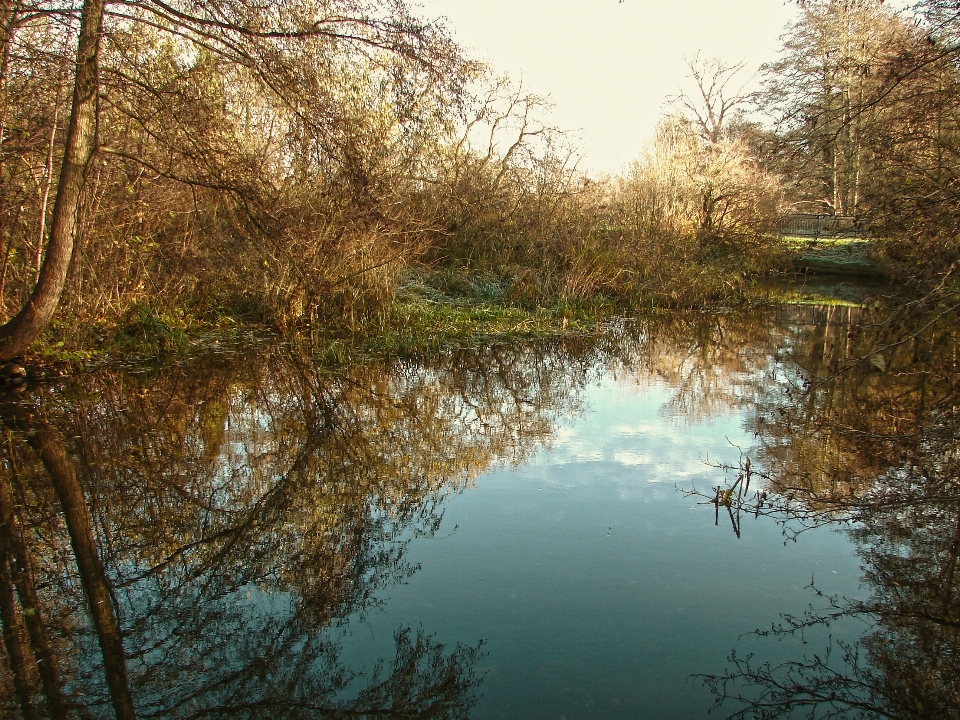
[29,270,616,369]
[21,231,883,372]
[24,257,798,370]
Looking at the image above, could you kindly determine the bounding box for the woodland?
[1,0,960,358]
[3,2,960,718]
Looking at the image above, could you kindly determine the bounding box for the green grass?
[306,301,610,365]
[762,289,866,308]
[366,299,593,353]
[340,272,616,357]
[781,235,870,247]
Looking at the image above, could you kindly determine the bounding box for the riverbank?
[25,246,915,376]
[22,253,796,368]
[20,233,928,375]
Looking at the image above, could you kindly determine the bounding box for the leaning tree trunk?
[8,411,136,720]
[0,465,69,720]
[0,0,103,360]
[0,548,39,720]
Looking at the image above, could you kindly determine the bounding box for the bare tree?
[761,0,914,217]
[671,54,757,144]
[0,0,465,360]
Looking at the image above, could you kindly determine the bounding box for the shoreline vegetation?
[22,247,878,370]
[21,261,891,378]
[4,0,960,371]
[5,221,914,372]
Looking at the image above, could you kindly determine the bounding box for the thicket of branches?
[4,0,960,355]
[764,1,960,265]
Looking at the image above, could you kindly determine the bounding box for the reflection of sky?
[344,356,866,720]
[532,374,751,490]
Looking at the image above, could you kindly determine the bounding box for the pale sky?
[415,0,800,173]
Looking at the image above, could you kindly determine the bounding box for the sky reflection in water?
[2,303,918,719]
[342,348,865,720]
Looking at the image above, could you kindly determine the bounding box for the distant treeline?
[1,0,959,355]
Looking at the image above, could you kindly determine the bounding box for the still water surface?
[1,296,951,719]
[344,365,865,719]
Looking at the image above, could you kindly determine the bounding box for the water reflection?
[0,344,594,718]
[0,303,953,718]
[700,300,960,719]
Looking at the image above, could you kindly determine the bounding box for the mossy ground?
[26,269,618,369]
[25,263,871,371]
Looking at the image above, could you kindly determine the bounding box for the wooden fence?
[779,214,862,238]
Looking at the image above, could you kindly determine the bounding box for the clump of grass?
[764,289,866,308]
[113,302,191,356]
[308,268,617,357]
[781,236,869,247]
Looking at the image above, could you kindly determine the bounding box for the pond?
[0,294,957,719]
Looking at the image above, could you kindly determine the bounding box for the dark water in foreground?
[1,297,957,719]
[343,367,864,719]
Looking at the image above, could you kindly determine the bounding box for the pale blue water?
[8,299,924,718]
[337,371,865,719]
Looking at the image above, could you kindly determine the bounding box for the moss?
[347,278,615,357]
[22,251,794,366]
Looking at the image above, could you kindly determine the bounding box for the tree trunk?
[0,462,68,720]
[27,421,135,720]
[4,408,135,720]
[0,0,103,360]
[0,541,37,720]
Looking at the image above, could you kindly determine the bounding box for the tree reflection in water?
[1,305,952,719]
[0,342,607,719]
[698,301,960,720]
